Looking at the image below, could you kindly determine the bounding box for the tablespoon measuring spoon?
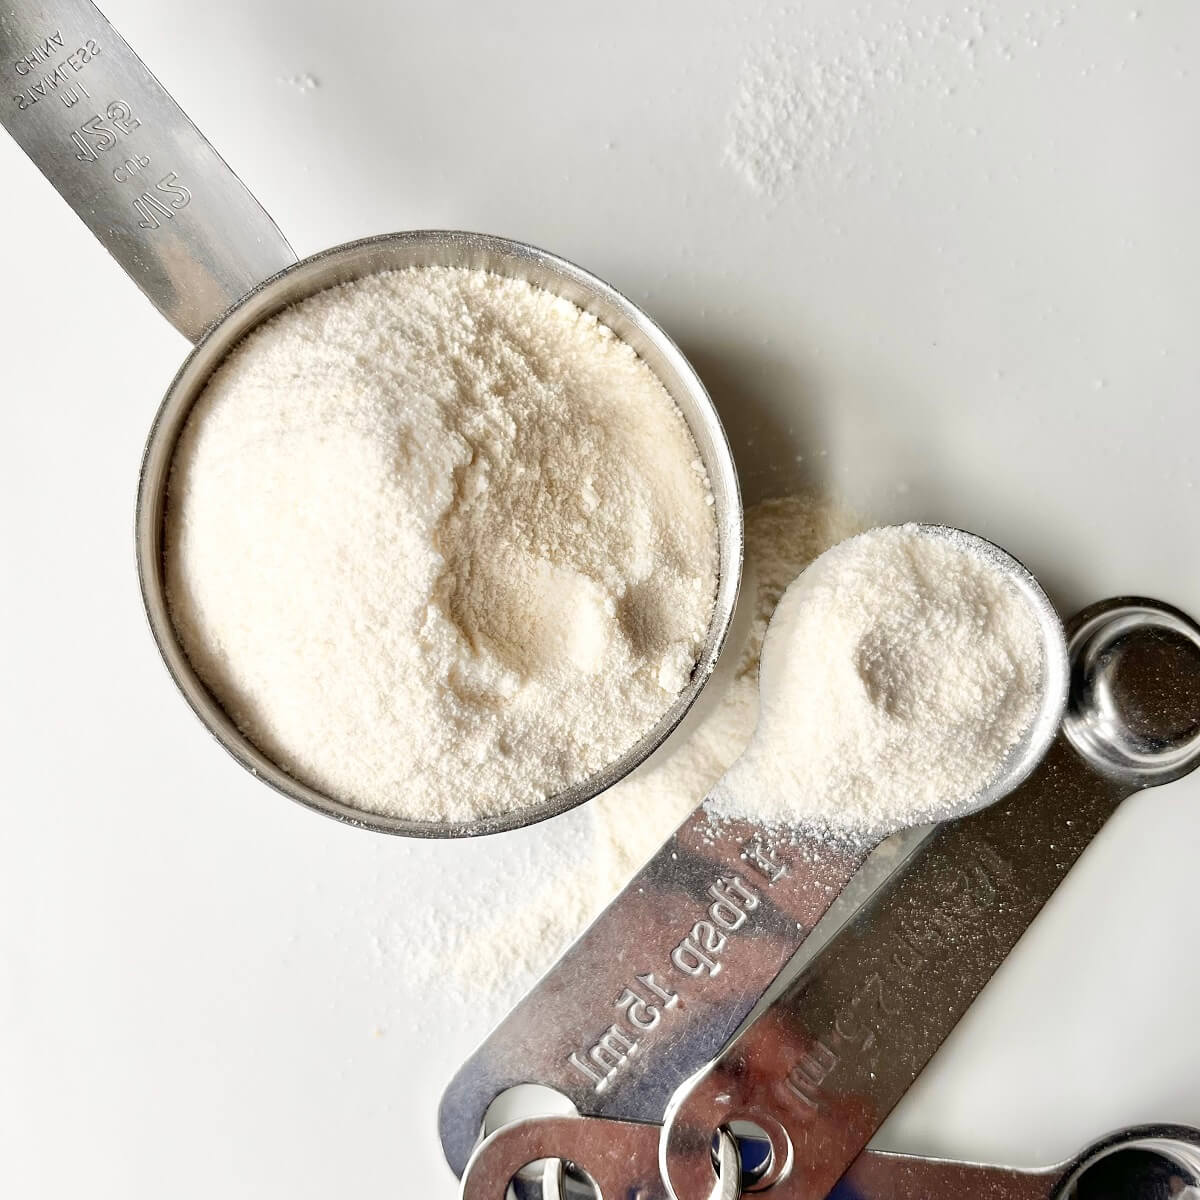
[658,596,1200,1200]
[439,524,1067,1176]
[0,0,741,837]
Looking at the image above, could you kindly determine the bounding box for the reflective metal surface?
[835,1124,1200,1200]
[659,597,1200,1200]
[439,807,874,1176]
[1057,1125,1200,1200]
[0,0,296,341]
[835,1147,1053,1199]
[0,3,743,838]
[460,1110,1200,1200]
[1064,599,1200,787]
[457,599,1200,1199]
[440,528,1066,1174]
[460,1116,672,1200]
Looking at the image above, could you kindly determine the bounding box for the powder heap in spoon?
[709,524,1045,836]
[164,267,719,824]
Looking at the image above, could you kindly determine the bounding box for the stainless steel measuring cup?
[0,0,742,837]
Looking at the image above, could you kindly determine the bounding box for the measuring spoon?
[455,595,1200,1200]
[0,0,741,837]
[659,597,1200,1200]
[439,525,1067,1175]
[836,1123,1200,1200]
[460,1115,1200,1200]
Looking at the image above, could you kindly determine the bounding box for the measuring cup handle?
[0,0,296,342]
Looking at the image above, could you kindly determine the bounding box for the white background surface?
[2,1,1199,1196]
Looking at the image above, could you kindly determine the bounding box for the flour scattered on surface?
[399,492,860,1010]
[165,267,718,825]
[725,37,876,196]
[709,525,1044,836]
[724,6,1078,198]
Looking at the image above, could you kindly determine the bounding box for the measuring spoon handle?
[438,800,883,1178]
[457,1113,1060,1200]
[660,735,1131,1200]
[0,0,296,341]
[837,1150,1057,1200]
[840,1123,1200,1200]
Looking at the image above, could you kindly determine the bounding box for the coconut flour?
[709,524,1043,836]
[165,267,719,824]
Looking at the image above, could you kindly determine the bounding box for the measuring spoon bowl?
[1065,598,1200,788]
[713,523,1068,840]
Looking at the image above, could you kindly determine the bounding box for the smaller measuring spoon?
[439,525,1067,1176]
[837,1124,1200,1200]
[460,1116,1200,1200]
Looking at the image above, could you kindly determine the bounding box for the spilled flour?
[403,492,861,1008]
[725,6,1078,198]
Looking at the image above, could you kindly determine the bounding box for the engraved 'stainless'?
[439,526,1069,1178]
[0,0,742,837]
[459,597,1200,1200]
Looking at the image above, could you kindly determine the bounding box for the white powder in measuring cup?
[164,268,718,824]
[709,524,1043,836]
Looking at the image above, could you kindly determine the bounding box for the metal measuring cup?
[0,0,742,837]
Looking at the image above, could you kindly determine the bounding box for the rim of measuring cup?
[911,523,1069,820]
[135,230,743,839]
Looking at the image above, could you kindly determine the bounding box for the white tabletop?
[2,1,1198,1196]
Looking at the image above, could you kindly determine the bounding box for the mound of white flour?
[709,524,1043,836]
[164,268,718,823]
